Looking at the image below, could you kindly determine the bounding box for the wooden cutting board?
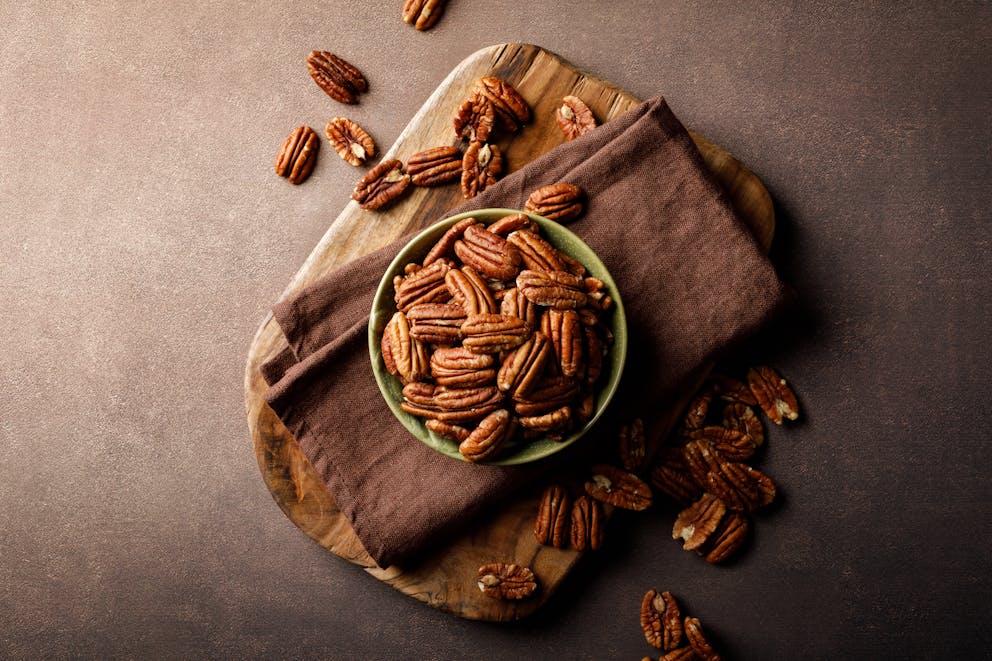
[244,43,774,622]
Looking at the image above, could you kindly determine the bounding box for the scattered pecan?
[487,213,536,236]
[423,218,477,266]
[425,419,471,442]
[700,511,749,564]
[518,405,572,432]
[585,464,653,510]
[673,493,726,551]
[407,303,466,345]
[649,449,703,505]
[445,266,497,315]
[684,389,714,430]
[641,589,683,651]
[475,77,531,132]
[394,258,453,311]
[722,403,764,446]
[524,183,584,224]
[707,373,757,405]
[556,95,597,141]
[748,366,799,424]
[681,441,776,511]
[570,495,604,551]
[542,309,584,378]
[274,126,319,184]
[459,409,514,462]
[499,287,540,331]
[324,117,374,166]
[507,229,567,273]
[381,312,430,383]
[477,563,537,600]
[402,0,446,30]
[454,224,521,281]
[460,313,530,354]
[407,145,462,186]
[534,484,571,548]
[453,92,495,143]
[461,141,503,199]
[660,649,699,661]
[430,347,495,388]
[517,269,587,309]
[619,418,647,473]
[684,618,723,661]
[497,332,551,397]
[352,158,411,210]
[306,51,367,104]
[685,427,757,462]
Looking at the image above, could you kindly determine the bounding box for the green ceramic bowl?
[369,209,627,465]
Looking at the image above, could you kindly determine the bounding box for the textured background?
[1,1,990,658]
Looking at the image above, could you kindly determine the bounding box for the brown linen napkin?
[262,96,786,567]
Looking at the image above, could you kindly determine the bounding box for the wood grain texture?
[244,43,774,621]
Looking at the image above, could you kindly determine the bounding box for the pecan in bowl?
[368,208,627,465]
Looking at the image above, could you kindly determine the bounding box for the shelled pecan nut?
[497,332,551,397]
[475,77,531,132]
[433,384,503,411]
[306,50,367,104]
[499,287,539,330]
[407,303,467,345]
[453,92,494,143]
[585,464,653,510]
[583,324,605,387]
[649,450,703,505]
[556,95,597,141]
[512,376,579,416]
[570,495,604,551]
[748,365,799,424]
[542,308,584,378]
[517,405,572,432]
[700,511,749,564]
[477,563,537,600]
[407,145,462,186]
[722,403,764,446]
[559,251,587,277]
[673,493,726,551]
[401,0,446,30]
[274,126,319,184]
[684,389,714,430]
[707,373,757,405]
[425,418,471,442]
[394,258,453,311]
[423,218,477,266]
[460,313,530,354]
[534,484,571,548]
[487,213,536,236]
[524,183,585,224]
[684,617,723,661]
[575,388,595,425]
[507,229,567,273]
[445,266,497,315]
[619,418,646,473]
[460,141,503,199]
[685,427,757,462]
[681,441,776,511]
[352,158,411,210]
[381,312,430,383]
[459,409,514,462]
[517,269,587,309]
[641,589,683,651]
[429,346,495,388]
[660,649,698,661]
[454,224,521,281]
[324,117,374,166]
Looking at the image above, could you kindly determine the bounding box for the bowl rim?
[368,208,627,466]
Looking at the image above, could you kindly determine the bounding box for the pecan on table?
[475,77,531,132]
[722,403,764,446]
[460,141,503,199]
[641,589,683,651]
[542,308,584,378]
[381,312,430,384]
[707,373,757,405]
[524,183,585,224]
[274,126,319,184]
[684,617,723,661]
[700,511,749,564]
[324,117,374,166]
[517,269,588,310]
[684,388,714,430]
[306,51,367,104]
[497,332,551,398]
[556,95,597,141]
[423,218,477,266]
[445,266,497,315]
[429,347,495,388]
[406,303,466,345]
[585,464,653,510]
[407,145,462,186]
[682,441,776,512]
[454,223,521,281]
[477,563,537,600]
[459,409,514,462]
[394,258,453,311]
[748,365,799,424]
[402,0,446,30]
[649,449,703,506]
[619,418,647,473]
[352,158,411,210]
[685,427,757,462]
[673,493,726,551]
[507,229,566,273]
[534,484,571,548]
[660,649,699,661]
[460,313,530,354]
[570,494,604,551]
[487,213,535,236]
[499,287,540,331]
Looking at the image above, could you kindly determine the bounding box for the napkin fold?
[262,97,786,567]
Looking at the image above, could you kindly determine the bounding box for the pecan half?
[407,303,466,345]
[660,649,698,661]
[274,126,319,184]
[324,117,374,166]
[748,366,799,424]
[512,376,580,416]
[684,389,714,430]
[707,373,757,405]
[423,218,477,266]
[542,308,584,378]
[534,484,571,548]
[701,511,749,564]
[649,449,703,505]
[507,229,566,273]
[487,213,536,236]
[517,269,587,309]
[453,92,494,143]
[460,313,530,354]
[425,419,471,442]
[461,141,503,199]
[517,405,572,432]
[497,332,551,397]
[459,409,514,462]
[381,312,430,383]
[352,158,411,210]
[681,441,776,511]
[583,324,605,387]
[454,224,521,281]
[585,465,653,510]
[408,146,462,186]
[430,346,495,388]
[476,77,531,132]
[477,563,537,600]
[559,251,587,277]
[673,493,726,551]
[394,258,453,311]
[685,427,757,462]
[641,589,683,651]
[524,183,584,224]
[619,418,647,473]
[402,0,446,30]
[306,51,367,104]
[445,266,497,315]
[684,618,723,661]
[499,287,540,330]
[570,495,604,551]
[556,95,597,141]
[433,385,503,411]
[575,387,595,425]
[722,403,764,446]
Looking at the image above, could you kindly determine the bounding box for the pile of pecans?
[640,590,725,661]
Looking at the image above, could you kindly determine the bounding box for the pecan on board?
[477,563,537,600]
[556,95,597,141]
[534,484,571,548]
[570,495,604,551]
[352,158,411,210]
[641,589,683,651]
[453,92,495,143]
[306,51,367,104]
[747,365,800,424]
[524,183,584,224]
[460,141,503,199]
[475,77,531,132]
[324,117,374,166]
[407,145,462,186]
[401,0,446,30]
[274,126,319,184]
[585,464,653,510]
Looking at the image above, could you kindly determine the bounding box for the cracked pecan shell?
[673,493,726,551]
[701,511,749,564]
[487,213,536,236]
[459,409,514,462]
[352,158,411,210]
[585,465,653,510]
[454,223,521,281]
[306,51,367,104]
[460,313,530,354]
[477,563,537,600]
[460,141,503,199]
[525,183,585,224]
[507,229,566,273]
[274,126,319,184]
[394,258,453,311]
[619,418,646,473]
[517,269,587,309]
[497,331,551,397]
[402,0,446,30]
[641,589,683,651]
[445,266,497,315]
[476,77,531,132]
[556,95,597,141]
[542,308,584,378]
[324,117,374,166]
[407,145,462,186]
[534,484,571,548]
[423,218,477,266]
[406,303,466,345]
[570,495,604,551]
[722,403,764,446]
[453,92,494,143]
[748,365,799,424]
[684,617,723,661]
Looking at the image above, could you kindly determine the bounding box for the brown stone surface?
[0,1,989,658]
